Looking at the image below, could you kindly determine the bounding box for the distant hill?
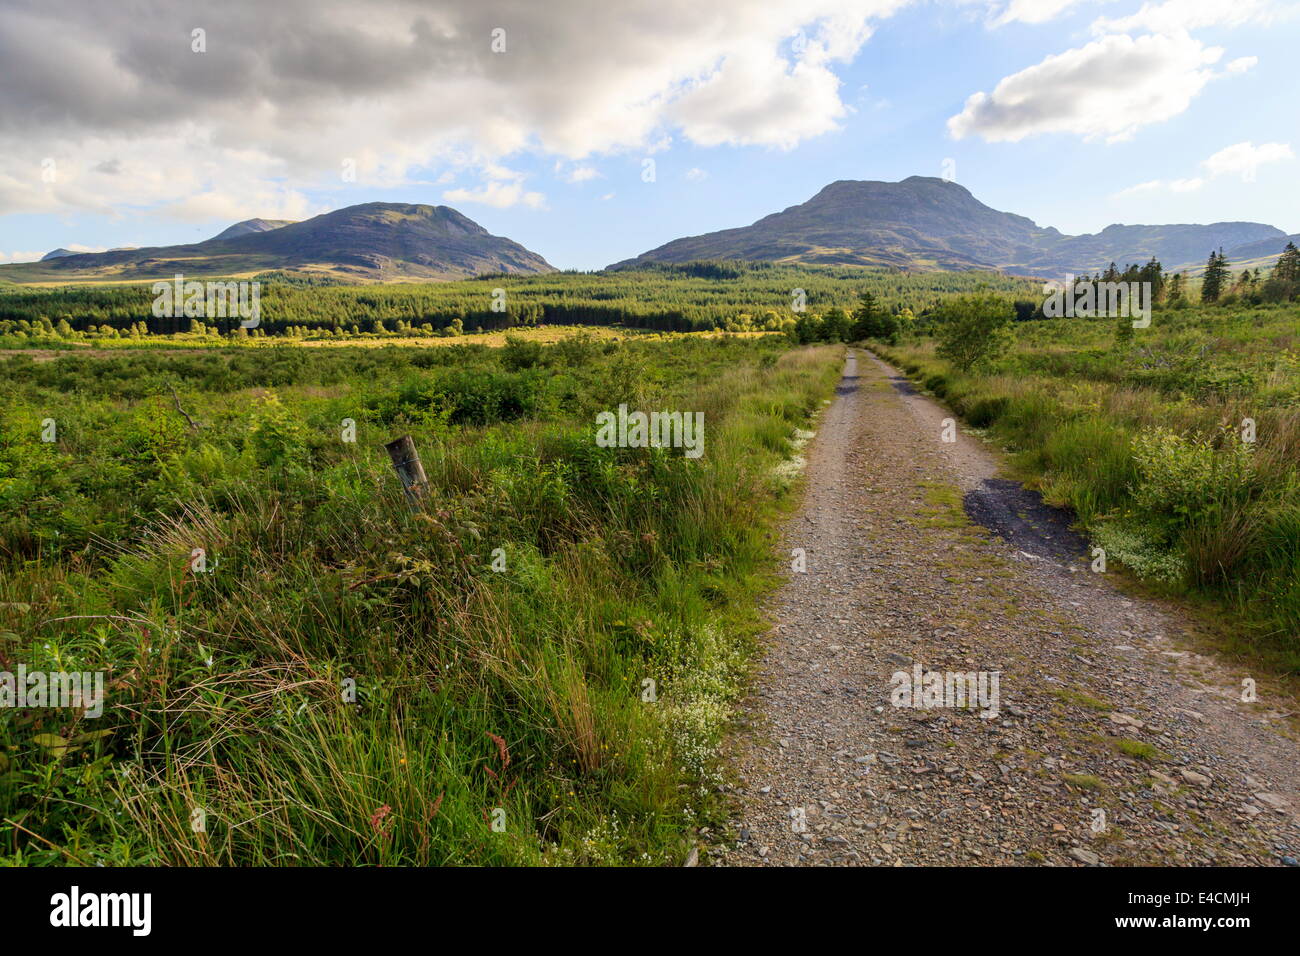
[40,248,77,261]
[2,203,555,283]
[613,177,1288,278]
[1194,232,1300,274]
[210,218,297,241]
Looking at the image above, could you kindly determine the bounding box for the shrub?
[934,293,1016,371]
[1130,426,1255,536]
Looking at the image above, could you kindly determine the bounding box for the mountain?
[613,177,1288,278]
[210,218,297,241]
[2,203,555,282]
[1041,223,1287,276]
[1209,232,1300,272]
[40,248,77,260]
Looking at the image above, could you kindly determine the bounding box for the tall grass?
[0,336,842,865]
[876,304,1300,672]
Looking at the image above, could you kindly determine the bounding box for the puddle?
[885,372,919,396]
[962,478,1091,565]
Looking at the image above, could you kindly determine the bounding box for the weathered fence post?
[385,435,429,507]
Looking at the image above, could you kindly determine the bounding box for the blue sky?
[1,0,1295,270]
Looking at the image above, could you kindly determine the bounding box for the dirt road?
[720,349,1300,866]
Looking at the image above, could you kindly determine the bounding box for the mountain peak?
[210,218,297,242]
[615,176,1041,272]
[9,201,553,282]
[614,176,1283,276]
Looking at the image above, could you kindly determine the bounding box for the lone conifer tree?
[1274,241,1300,283]
[1201,248,1229,303]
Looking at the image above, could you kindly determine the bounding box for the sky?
[0,0,1296,270]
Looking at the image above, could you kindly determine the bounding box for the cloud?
[992,0,1102,27]
[0,0,909,221]
[948,32,1229,143]
[1091,0,1280,35]
[685,167,709,181]
[443,180,546,209]
[1112,179,1163,198]
[1203,141,1294,179]
[0,250,45,263]
[565,166,600,183]
[1113,141,1293,196]
[156,187,319,223]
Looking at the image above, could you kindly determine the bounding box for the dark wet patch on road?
[963,477,1091,565]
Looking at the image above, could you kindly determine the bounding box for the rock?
[683,847,698,867]
[1254,792,1290,813]
[1180,769,1212,788]
[1069,847,1102,865]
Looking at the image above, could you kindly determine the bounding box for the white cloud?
[0,250,45,263]
[599,192,615,201]
[565,166,600,183]
[1091,0,1279,35]
[1225,56,1258,73]
[948,32,1228,143]
[443,180,546,210]
[1203,141,1294,179]
[992,0,1101,27]
[0,0,910,222]
[1112,179,1164,198]
[1113,141,1293,196]
[685,167,709,181]
[155,187,319,224]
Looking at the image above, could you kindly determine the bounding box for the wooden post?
[385,435,429,507]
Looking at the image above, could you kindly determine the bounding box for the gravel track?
[718,349,1300,867]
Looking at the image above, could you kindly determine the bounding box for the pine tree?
[1274,241,1300,283]
[1201,249,1229,303]
[1167,272,1185,302]
[1140,257,1165,302]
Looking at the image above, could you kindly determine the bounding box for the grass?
[909,480,973,530]
[874,302,1300,676]
[1111,739,1167,762]
[1048,688,1112,711]
[0,333,843,865]
[1062,773,1105,791]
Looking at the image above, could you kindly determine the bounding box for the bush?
[1130,426,1255,536]
[934,293,1015,371]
